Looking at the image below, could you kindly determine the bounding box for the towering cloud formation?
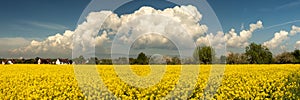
[196,21,263,48]
[11,5,208,57]
[10,4,300,58]
[263,31,289,49]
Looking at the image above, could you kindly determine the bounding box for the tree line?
[216,43,299,64]
[1,43,300,65]
[72,52,182,65]
[73,42,300,65]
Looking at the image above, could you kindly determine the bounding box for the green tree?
[171,56,181,65]
[193,46,215,64]
[292,49,300,63]
[226,53,237,64]
[275,52,295,64]
[87,57,98,64]
[226,53,249,64]
[24,59,35,64]
[35,57,40,64]
[73,55,85,64]
[100,59,112,65]
[220,55,226,64]
[136,52,148,65]
[245,43,273,64]
[129,58,136,65]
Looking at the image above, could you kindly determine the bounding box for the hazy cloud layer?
[25,21,69,31]
[0,38,31,58]
[11,30,74,53]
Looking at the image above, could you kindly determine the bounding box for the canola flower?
[0,64,299,99]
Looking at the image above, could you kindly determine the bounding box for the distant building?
[38,59,41,64]
[58,58,71,64]
[56,59,60,65]
[7,61,13,64]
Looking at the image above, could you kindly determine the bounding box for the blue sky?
[209,0,300,42]
[0,0,90,38]
[2,0,299,38]
[209,0,300,54]
[0,0,300,58]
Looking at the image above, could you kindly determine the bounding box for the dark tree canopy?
[73,55,86,64]
[136,52,148,65]
[245,43,273,64]
[170,56,181,65]
[220,55,226,64]
[226,53,249,64]
[87,57,98,64]
[293,49,300,63]
[193,46,215,64]
[275,52,295,64]
[100,59,112,65]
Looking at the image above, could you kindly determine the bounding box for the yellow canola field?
[0,64,299,99]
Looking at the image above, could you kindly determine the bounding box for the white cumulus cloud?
[263,30,289,49]
[225,21,263,48]
[296,41,300,49]
[290,25,300,36]
[131,34,176,50]
[196,31,226,49]
[196,20,263,48]
[262,25,300,50]
[11,30,74,55]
